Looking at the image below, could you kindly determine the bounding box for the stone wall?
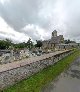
[0,50,73,90]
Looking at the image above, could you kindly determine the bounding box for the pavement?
[42,56,80,92]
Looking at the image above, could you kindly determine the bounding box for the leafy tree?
[0,38,34,50]
[0,39,12,49]
[35,40,43,48]
[13,43,25,49]
[27,38,33,50]
[64,39,76,44]
[5,39,13,49]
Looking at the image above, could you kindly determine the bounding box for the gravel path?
[0,50,68,73]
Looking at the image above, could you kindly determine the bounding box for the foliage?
[64,39,76,44]
[0,39,12,49]
[35,40,43,48]
[0,38,34,49]
[26,38,33,50]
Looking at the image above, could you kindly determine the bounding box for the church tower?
[52,30,57,37]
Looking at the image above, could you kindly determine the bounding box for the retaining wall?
[0,50,72,90]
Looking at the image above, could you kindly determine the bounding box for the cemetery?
[0,30,79,65]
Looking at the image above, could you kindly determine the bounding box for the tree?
[35,40,43,48]
[0,39,12,49]
[27,38,33,50]
[64,39,76,44]
[5,39,13,49]
[0,38,34,50]
[13,43,25,49]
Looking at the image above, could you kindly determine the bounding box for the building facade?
[42,30,64,50]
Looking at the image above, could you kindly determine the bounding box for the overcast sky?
[0,0,80,43]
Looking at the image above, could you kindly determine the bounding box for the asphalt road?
[42,57,80,92]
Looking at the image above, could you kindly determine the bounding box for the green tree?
[27,38,33,50]
[0,39,12,49]
[35,40,43,48]
[64,39,76,44]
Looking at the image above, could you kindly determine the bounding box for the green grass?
[3,49,80,92]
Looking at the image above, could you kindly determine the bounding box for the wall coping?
[0,50,71,73]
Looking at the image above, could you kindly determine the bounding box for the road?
[42,57,80,92]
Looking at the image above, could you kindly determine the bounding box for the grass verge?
[3,49,80,92]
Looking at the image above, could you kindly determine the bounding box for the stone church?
[42,30,64,50]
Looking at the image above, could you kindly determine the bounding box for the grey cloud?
[0,0,42,30]
[0,0,80,42]
[23,30,41,41]
[0,0,57,30]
